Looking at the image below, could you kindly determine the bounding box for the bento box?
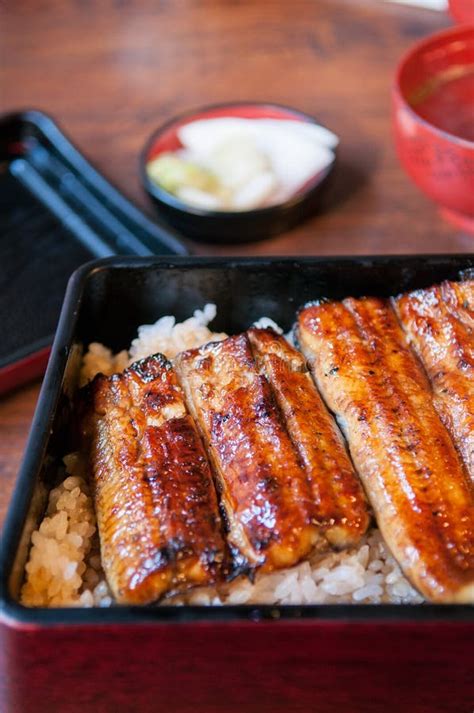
[1,255,473,713]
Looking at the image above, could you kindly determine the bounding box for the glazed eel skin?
[82,354,225,604]
[175,333,320,572]
[247,327,370,548]
[394,280,474,482]
[298,297,474,603]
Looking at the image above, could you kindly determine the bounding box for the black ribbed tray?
[0,110,187,394]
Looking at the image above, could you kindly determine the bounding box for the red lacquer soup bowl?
[392,25,474,233]
[449,0,474,24]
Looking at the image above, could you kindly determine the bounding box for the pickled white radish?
[175,186,223,210]
[147,116,338,211]
[232,171,278,210]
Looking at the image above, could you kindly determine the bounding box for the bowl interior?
[397,26,474,143]
[143,103,335,206]
[449,0,474,24]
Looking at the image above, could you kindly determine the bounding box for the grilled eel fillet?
[298,297,474,603]
[82,353,225,604]
[175,333,319,572]
[394,280,474,481]
[247,327,370,547]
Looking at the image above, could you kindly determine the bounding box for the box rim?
[2,253,474,628]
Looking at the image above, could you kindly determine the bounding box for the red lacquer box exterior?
[1,256,473,713]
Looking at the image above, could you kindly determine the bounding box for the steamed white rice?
[21,305,423,608]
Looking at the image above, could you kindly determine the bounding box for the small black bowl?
[140,102,337,244]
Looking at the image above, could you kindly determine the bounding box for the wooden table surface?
[0,0,470,531]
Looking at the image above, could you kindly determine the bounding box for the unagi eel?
[175,333,320,572]
[394,279,474,482]
[83,354,225,604]
[247,327,370,548]
[298,296,474,603]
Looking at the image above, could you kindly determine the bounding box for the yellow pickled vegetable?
[146,153,221,196]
